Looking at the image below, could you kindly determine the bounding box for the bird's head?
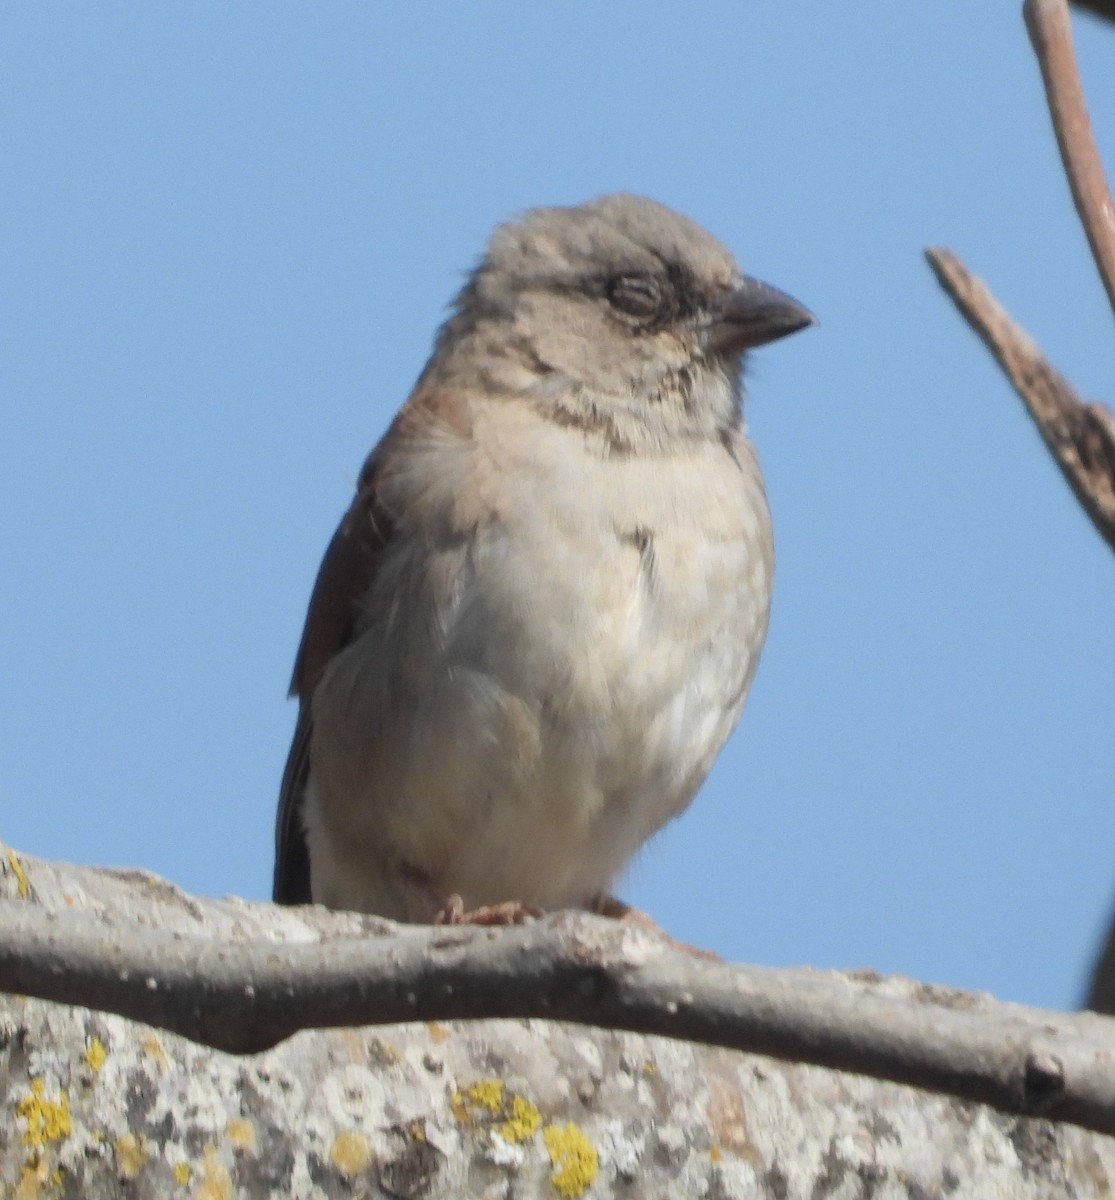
[430,194,814,447]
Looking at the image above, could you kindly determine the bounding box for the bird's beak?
[706,277,816,356]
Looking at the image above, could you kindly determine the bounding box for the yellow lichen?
[6,849,29,898]
[143,1035,168,1072]
[16,1080,72,1149]
[543,1123,598,1198]
[114,1133,146,1179]
[451,1078,505,1122]
[14,1160,62,1199]
[499,1094,542,1144]
[466,1079,504,1111]
[16,1160,48,1199]
[331,1130,373,1178]
[172,1161,192,1186]
[84,1036,107,1073]
[197,1146,231,1200]
[426,1022,450,1042]
[452,1079,545,1146]
[225,1118,256,1152]
[372,1037,402,1062]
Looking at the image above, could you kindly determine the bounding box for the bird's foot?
[433,893,544,926]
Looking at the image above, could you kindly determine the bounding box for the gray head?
[427,195,813,444]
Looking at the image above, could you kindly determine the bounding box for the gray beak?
[706,277,816,356]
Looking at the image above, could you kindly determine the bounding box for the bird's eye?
[606,274,663,319]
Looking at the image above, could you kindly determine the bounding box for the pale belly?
[304,433,772,919]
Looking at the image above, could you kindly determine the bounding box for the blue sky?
[5,4,1115,1012]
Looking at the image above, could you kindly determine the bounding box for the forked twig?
[925,1,1115,559]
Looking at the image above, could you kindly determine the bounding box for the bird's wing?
[273,450,392,904]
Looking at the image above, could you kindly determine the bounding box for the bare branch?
[1026,0,1115,324]
[5,893,1115,1138]
[926,247,1115,552]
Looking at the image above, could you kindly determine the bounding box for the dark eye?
[606,273,663,319]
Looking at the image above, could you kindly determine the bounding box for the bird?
[274,194,813,924]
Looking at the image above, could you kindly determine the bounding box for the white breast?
[304,404,772,919]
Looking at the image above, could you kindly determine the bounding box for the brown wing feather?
[272,454,391,904]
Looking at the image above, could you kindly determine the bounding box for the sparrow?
[274,194,813,923]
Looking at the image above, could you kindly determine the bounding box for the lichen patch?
[6,849,29,898]
[196,1145,231,1200]
[142,1035,168,1073]
[16,1080,72,1151]
[225,1118,256,1152]
[113,1132,146,1180]
[83,1037,106,1075]
[500,1094,543,1144]
[329,1129,373,1178]
[543,1122,599,1198]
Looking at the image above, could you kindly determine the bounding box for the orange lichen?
[196,1146,231,1200]
[331,1130,373,1178]
[142,1035,168,1072]
[225,1118,256,1152]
